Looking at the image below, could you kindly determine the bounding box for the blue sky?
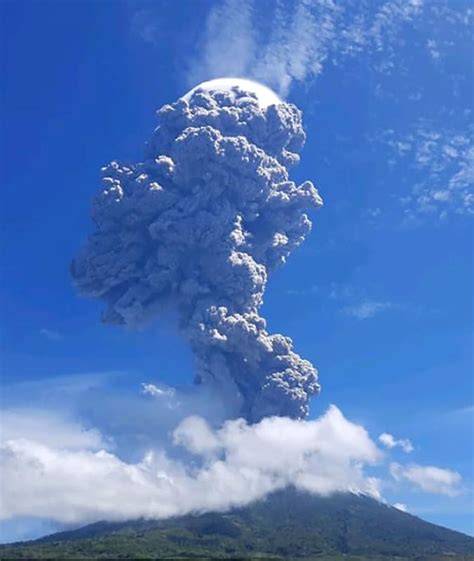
[1,0,473,542]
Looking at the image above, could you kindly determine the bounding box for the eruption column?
[72,80,323,422]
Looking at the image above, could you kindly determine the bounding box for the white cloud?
[1,373,237,465]
[342,300,392,320]
[187,0,424,97]
[173,416,220,456]
[377,124,474,220]
[188,0,258,89]
[426,39,441,60]
[142,382,177,406]
[393,502,408,512]
[379,432,414,453]
[327,285,397,320]
[390,463,463,497]
[0,409,106,451]
[0,405,382,525]
[1,377,466,531]
[422,4,473,64]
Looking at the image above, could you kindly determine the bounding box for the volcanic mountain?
[1,488,472,560]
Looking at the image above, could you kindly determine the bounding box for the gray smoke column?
[72,79,323,422]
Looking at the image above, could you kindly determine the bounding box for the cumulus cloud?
[390,462,463,497]
[0,406,381,525]
[187,0,424,96]
[379,432,414,453]
[72,81,322,422]
[0,384,464,527]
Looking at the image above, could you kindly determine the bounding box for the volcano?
[1,488,472,560]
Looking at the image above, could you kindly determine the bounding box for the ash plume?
[72,82,323,422]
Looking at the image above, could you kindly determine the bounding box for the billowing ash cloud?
[71,81,323,422]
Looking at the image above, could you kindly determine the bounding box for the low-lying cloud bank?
[1,401,464,527]
[1,406,382,524]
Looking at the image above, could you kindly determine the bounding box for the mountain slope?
[1,488,473,560]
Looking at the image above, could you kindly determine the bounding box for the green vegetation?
[1,489,473,560]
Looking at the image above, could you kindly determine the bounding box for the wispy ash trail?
[72,84,322,422]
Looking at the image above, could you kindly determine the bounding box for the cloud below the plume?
[1,393,466,528]
[0,405,382,524]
